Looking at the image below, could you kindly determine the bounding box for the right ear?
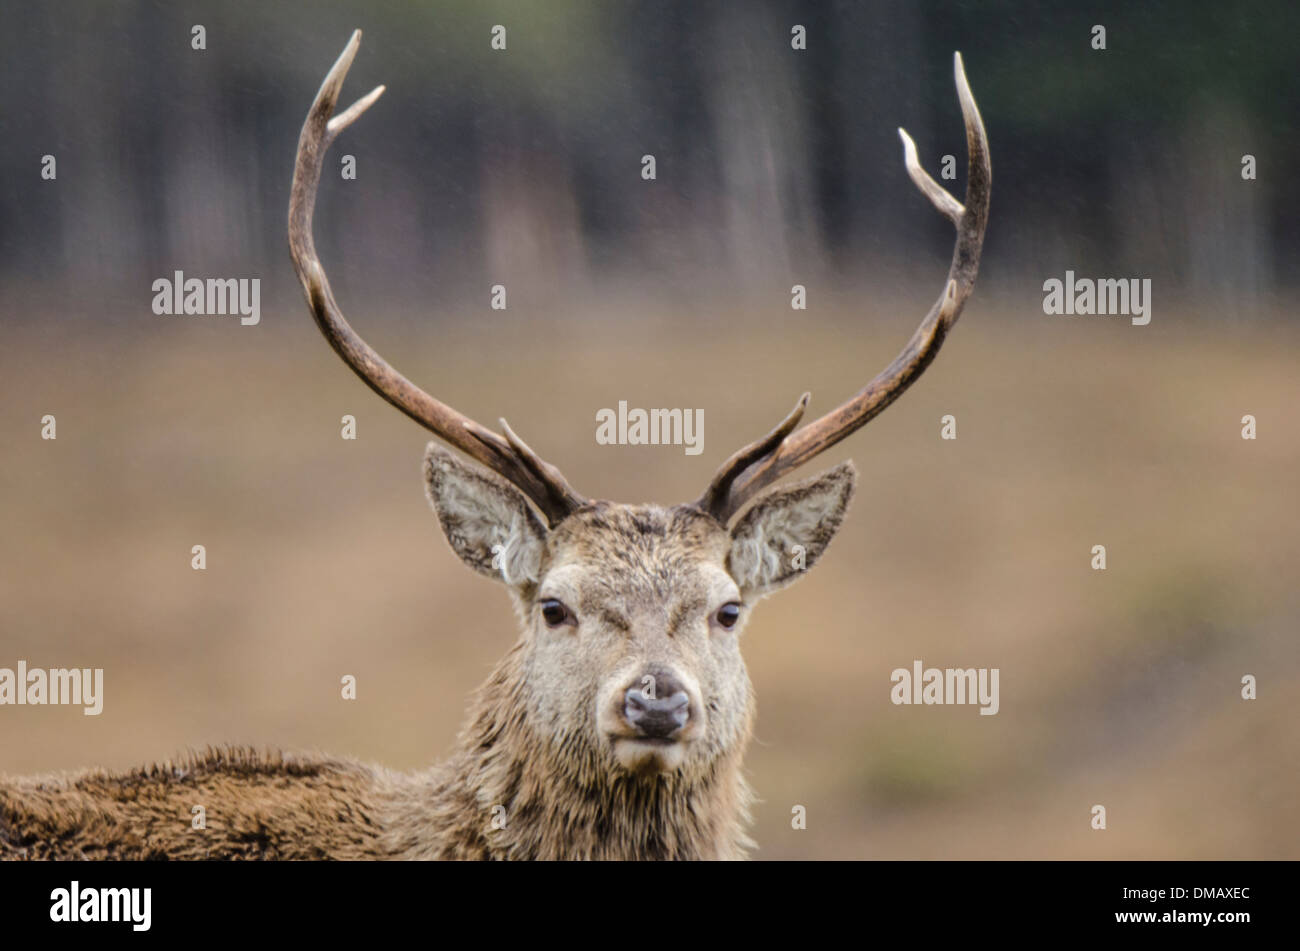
[726,461,856,599]
[423,444,549,587]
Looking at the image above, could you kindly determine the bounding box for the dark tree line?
[1,0,1294,324]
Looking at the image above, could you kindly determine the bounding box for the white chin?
[612,738,686,773]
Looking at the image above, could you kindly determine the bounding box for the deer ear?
[423,444,549,586]
[726,462,856,598]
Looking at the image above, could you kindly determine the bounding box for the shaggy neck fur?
[384,643,755,860]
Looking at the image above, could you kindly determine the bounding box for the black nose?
[624,672,690,740]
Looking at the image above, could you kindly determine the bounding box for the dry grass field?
[2,283,1296,858]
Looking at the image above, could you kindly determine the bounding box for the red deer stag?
[1,31,989,860]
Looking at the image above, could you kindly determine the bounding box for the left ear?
[726,462,857,598]
[423,443,550,588]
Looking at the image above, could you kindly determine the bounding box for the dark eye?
[540,599,572,628]
[715,603,741,629]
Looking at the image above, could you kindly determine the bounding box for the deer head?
[289,32,989,782]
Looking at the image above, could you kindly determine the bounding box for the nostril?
[623,687,691,739]
[662,692,689,716]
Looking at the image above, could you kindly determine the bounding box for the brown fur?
[1,448,854,861]
[1,748,390,860]
[1,636,752,860]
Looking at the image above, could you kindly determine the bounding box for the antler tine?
[698,51,991,523]
[696,393,809,521]
[496,418,588,516]
[288,31,586,527]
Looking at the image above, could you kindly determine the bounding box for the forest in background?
[1,0,1295,325]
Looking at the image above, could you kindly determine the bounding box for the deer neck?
[428,645,754,860]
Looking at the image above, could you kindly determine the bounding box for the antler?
[288,31,587,527]
[697,52,991,523]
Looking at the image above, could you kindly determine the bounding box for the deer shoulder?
[1,747,411,860]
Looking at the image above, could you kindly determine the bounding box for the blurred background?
[1,0,1296,858]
